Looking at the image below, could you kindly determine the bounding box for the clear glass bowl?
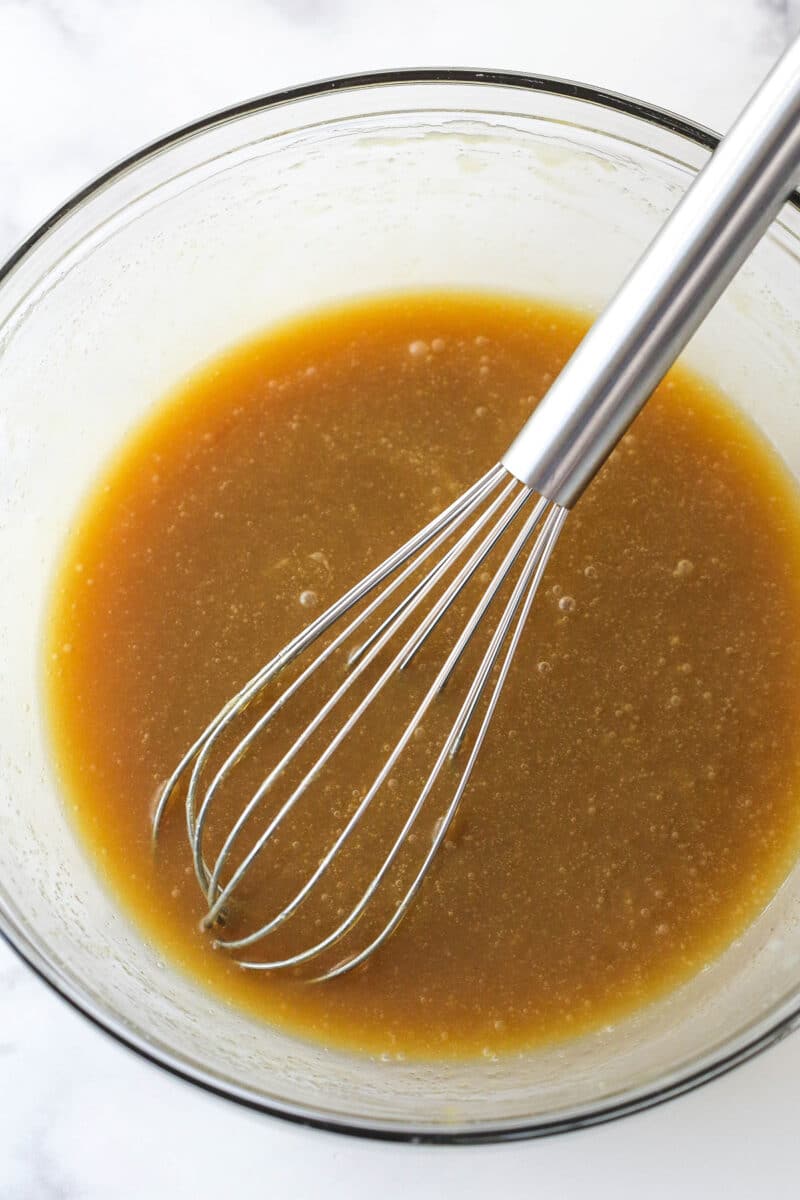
[3,70,800,1143]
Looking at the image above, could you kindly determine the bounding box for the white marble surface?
[4,0,800,1195]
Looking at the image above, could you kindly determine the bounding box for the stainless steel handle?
[502,36,800,508]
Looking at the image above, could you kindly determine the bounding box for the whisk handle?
[503,35,800,508]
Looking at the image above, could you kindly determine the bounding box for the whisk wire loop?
[153,457,570,978]
[224,499,564,974]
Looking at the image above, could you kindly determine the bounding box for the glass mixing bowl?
[3,70,800,1143]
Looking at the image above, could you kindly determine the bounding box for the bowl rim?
[3,65,800,1144]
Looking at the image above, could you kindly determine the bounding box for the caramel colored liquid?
[45,292,800,1059]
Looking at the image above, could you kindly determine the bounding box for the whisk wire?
[230,501,567,977]
[188,467,515,892]
[151,462,507,844]
[154,465,567,978]
[314,504,568,982]
[202,475,532,925]
[451,504,568,753]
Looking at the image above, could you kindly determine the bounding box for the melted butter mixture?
[45,292,800,1059]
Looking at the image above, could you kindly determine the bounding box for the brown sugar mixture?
[44,291,800,1060]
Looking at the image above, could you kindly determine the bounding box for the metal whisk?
[153,38,800,980]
